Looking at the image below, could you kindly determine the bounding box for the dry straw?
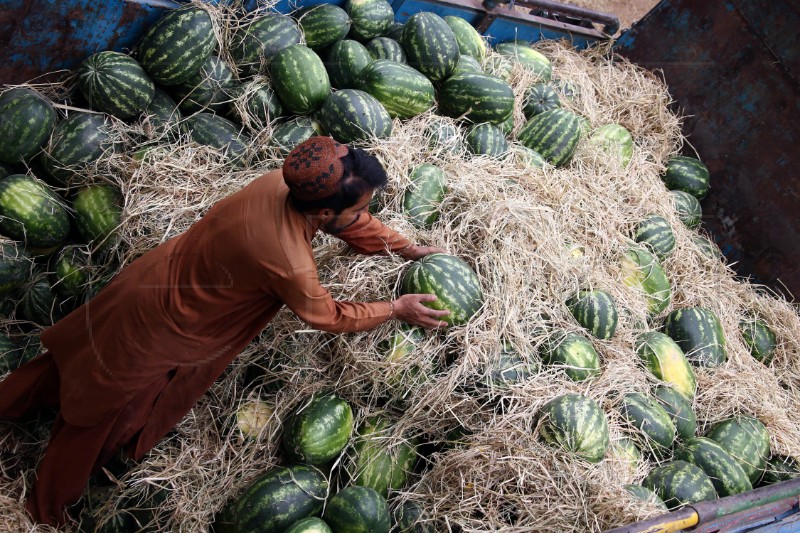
[1,22,799,533]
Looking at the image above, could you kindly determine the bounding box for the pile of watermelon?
[1,1,800,532]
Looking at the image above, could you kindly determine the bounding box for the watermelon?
[366,37,406,63]
[317,89,392,145]
[298,4,351,50]
[271,117,324,156]
[403,163,447,229]
[425,119,463,155]
[588,124,633,168]
[345,0,395,41]
[654,386,696,439]
[0,240,31,294]
[740,318,777,364]
[438,72,514,125]
[401,12,460,82]
[269,45,330,115]
[50,245,90,298]
[452,55,483,75]
[19,276,70,326]
[552,78,579,100]
[140,87,182,140]
[384,22,404,40]
[400,253,484,327]
[222,464,328,533]
[230,13,302,77]
[635,332,697,398]
[566,289,618,340]
[633,215,675,261]
[283,391,354,465]
[759,455,800,486]
[137,5,216,86]
[483,341,536,389]
[483,54,513,81]
[621,246,671,315]
[444,15,486,60]
[172,55,236,114]
[498,112,515,135]
[522,83,560,119]
[706,416,771,484]
[393,501,434,533]
[670,190,702,229]
[676,437,752,497]
[494,43,551,80]
[541,330,600,381]
[41,112,119,186]
[517,108,583,167]
[465,123,507,158]
[643,460,717,510]
[537,393,609,463]
[379,325,432,402]
[0,175,70,250]
[663,307,727,367]
[233,79,284,129]
[663,155,710,200]
[614,437,642,471]
[346,416,418,497]
[73,184,122,249]
[0,333,24,374]
[511,144,546,169]
[325,486,391,533]
[623,484,668,510]
[692,233,723,261]
[620,392,677,452]
[236,399,274,439]
[325,40,374,90]
[284,517,333,533]
[0,88,57,163]
[362,60,435,119]
[184,112,249,163]
[77,51,155,119]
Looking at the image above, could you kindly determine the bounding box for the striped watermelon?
[19,275,70,326]
[663,155,710,200]
[401,12,460,82]
[403,163,447,229]
[522,83,560,118]
[366,37,406,63]
[0,88,57,163]
[425,119,464,155]
[541,330,600,381]
[740,318,777,364]
[495,42,551,81]
[498,112,514,135]
[0,333,24,374]
[566,289,618,340]
[623,484,668,510]
[692,233,723,261]
[77,51,155,119]
[589,124,633,167]
[283,391,354,465]
[654,386,696,440]
[379,325,432,402]
[285,517,333,533]
[621,392,677,452]
[517,108,582,167]
[400,253,483,327]
[137,5,216,86]
[325,40,373,90]
[0,175,69,250]
[663,307,727,367]
[269,45,331,115]
[483,54,513,81]
[346,416,418,497]
[363,60,434,119]
[483,342,536,389]
[621,246,671,315]
[384,22,404,40]
[317,89,392,145]
[298,4,351,50]
[171,55,236,114]
[453,55,483,75]
[670,190,702,228]
[614,437,642,471]
[325,486,391,533]
[465,123,507,158]
[184,113,249,163]
[271,117,324,156]
[73,184,122,248]
[635,332,697,398]
[537,393,609,463]
[677,437,752,497]
[706,416,771,484]
[222,464,328,533]
[643,461,716,510]
[230,13,302,77]
[0,241,31,294]
[552,78,579,100]
[140,87,182,140]
[233,79,284,129]
[444,15,486,60]
[438,72,514,124]
[50,245,91,298]
[394,501,434,533]
[633,215,675,261]
[511,144,546,169]
[41,112,119,186]
[760,455,800,486]
[345,0,395,41]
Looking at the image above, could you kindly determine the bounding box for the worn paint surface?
[616,0,800,299]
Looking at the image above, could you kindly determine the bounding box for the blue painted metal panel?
[483,17,595,48]
[392,0,483,24]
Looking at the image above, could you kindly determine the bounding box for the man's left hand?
[400,245,448,260]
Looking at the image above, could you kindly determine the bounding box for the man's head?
[284,136,388,234]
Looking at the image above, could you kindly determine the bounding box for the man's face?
[322,189,374,234]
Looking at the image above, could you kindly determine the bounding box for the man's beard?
[324,214,360,235]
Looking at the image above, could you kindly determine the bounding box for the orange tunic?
[40,168,411,457]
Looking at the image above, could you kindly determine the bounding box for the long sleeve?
[332,213,412,255]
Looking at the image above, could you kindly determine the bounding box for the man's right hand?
[392,294,450,329]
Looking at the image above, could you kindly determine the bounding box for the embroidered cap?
[283,136,349,201]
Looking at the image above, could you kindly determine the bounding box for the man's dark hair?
[289,146,388,214]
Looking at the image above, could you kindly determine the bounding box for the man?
[0,136,449,526]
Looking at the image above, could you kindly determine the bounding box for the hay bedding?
[1,13,800,533]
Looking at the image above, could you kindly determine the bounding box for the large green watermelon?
[566,289,618,340]
[0,174,70,251]
[636,332,697,398]
[663,307,727,367]
[78,51,155,119]
[643,461,717,510]
[706,416,771,484]
[283,391,354,465]
[317,90,392,145]
[0,88,57,164]
[41,112,119,186]
[537,393,609,463]
[269,45,331,115]
[362,60,435,119]
[438,72,514,125]
[402,163,447,229]
[517,108,582,167]
[621,246,671,315]
[401,12,460,82]
[324,486,391,533]
[663,156,710,200]
[230,13,303,77]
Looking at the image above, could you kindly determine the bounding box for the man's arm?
[332,213,413,256]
